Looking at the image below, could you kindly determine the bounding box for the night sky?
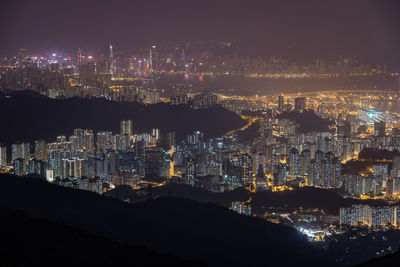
[1,0,400,65]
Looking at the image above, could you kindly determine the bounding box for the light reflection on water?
[374,101,400,113]
[154,73,399,97]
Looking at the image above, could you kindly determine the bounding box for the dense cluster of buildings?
[0,47,162,103]
[221,92,400,199]
[1,88,400,205]
[2,49,400,236]
[231,201,252,216]
[340,204,400,228]
[1,43,398,104]
[1,120,173,194]
[3,91,400,201]
[1,42,396,79]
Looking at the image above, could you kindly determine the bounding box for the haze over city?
[1,0,400,66]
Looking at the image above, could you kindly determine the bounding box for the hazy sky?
[1,0,399,65]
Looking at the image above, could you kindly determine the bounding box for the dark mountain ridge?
[0,90,246,147]
[0,173,328,266]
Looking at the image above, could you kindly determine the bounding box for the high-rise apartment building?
[294,97,306,113]
[278,95,284,112]
[120,120,133,136]
[11,142,30,162]
[0,144,7,167]
[34,140,47,160]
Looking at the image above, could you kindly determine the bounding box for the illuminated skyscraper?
[294,97,306,113]
[187,131,204,145]
[62,157,84,179]
[151,128,160,143]
[186,158,196,186]
[232,201,252,216]
[84,129,95,154]
[241,153,252,187]
[16,48,29,66]
[167,131,176,147]
[12,142,30,162]
[96,59,107,74]
[34,140,47,161]
[300,149,311,177]
[134,140,146,178]
[28,159,46,176]
[338,121,351,138]
[288,148,301,177]
[108,44,115,76]
[80,62,96,86]
[77,48,83,65]
[394,178,400,196]
[97,131,113,154]
[0,144,7,167]
[391,156,400,178]
[374,120,386,137]
[47,149,64,178]
[120,120,133,136]
[116,134,130,151]
[273,164,286,186]
[13,158,26,176]
[180,49,185,61]
[73,129,85,149]
[149,46,154,71]
[278,95,284,112]
[106,150,117,175]
[387,178,394,197]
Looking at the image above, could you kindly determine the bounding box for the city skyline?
[2,1,400,266]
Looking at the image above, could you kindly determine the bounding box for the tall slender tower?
[0,144,6,167]
[77,48,83,84]
[149,46,153,71]
[77,48,83,65]
[108,44,114,76]
[180,49,185,61]
[278,95,284,112]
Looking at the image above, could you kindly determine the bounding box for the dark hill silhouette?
[0,206,204,267]
[105,182,250,206]
[0,91,246,147]
[359,249,400,266]
[342,159,375,175]
[278,110,333,133]
[342,148,400,175]
[237,119,261,143]
[106,182,389,215]
[358,148,400,161]
[0,173,328,266]
[250,187,389,215]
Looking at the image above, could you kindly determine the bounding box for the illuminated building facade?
[120,120,133,136]
[0,144,7,167]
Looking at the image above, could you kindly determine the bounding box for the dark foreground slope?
[0,91,246,146]
[0,207,204,267]
[359,249,400,266]
[0,173,328,266]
